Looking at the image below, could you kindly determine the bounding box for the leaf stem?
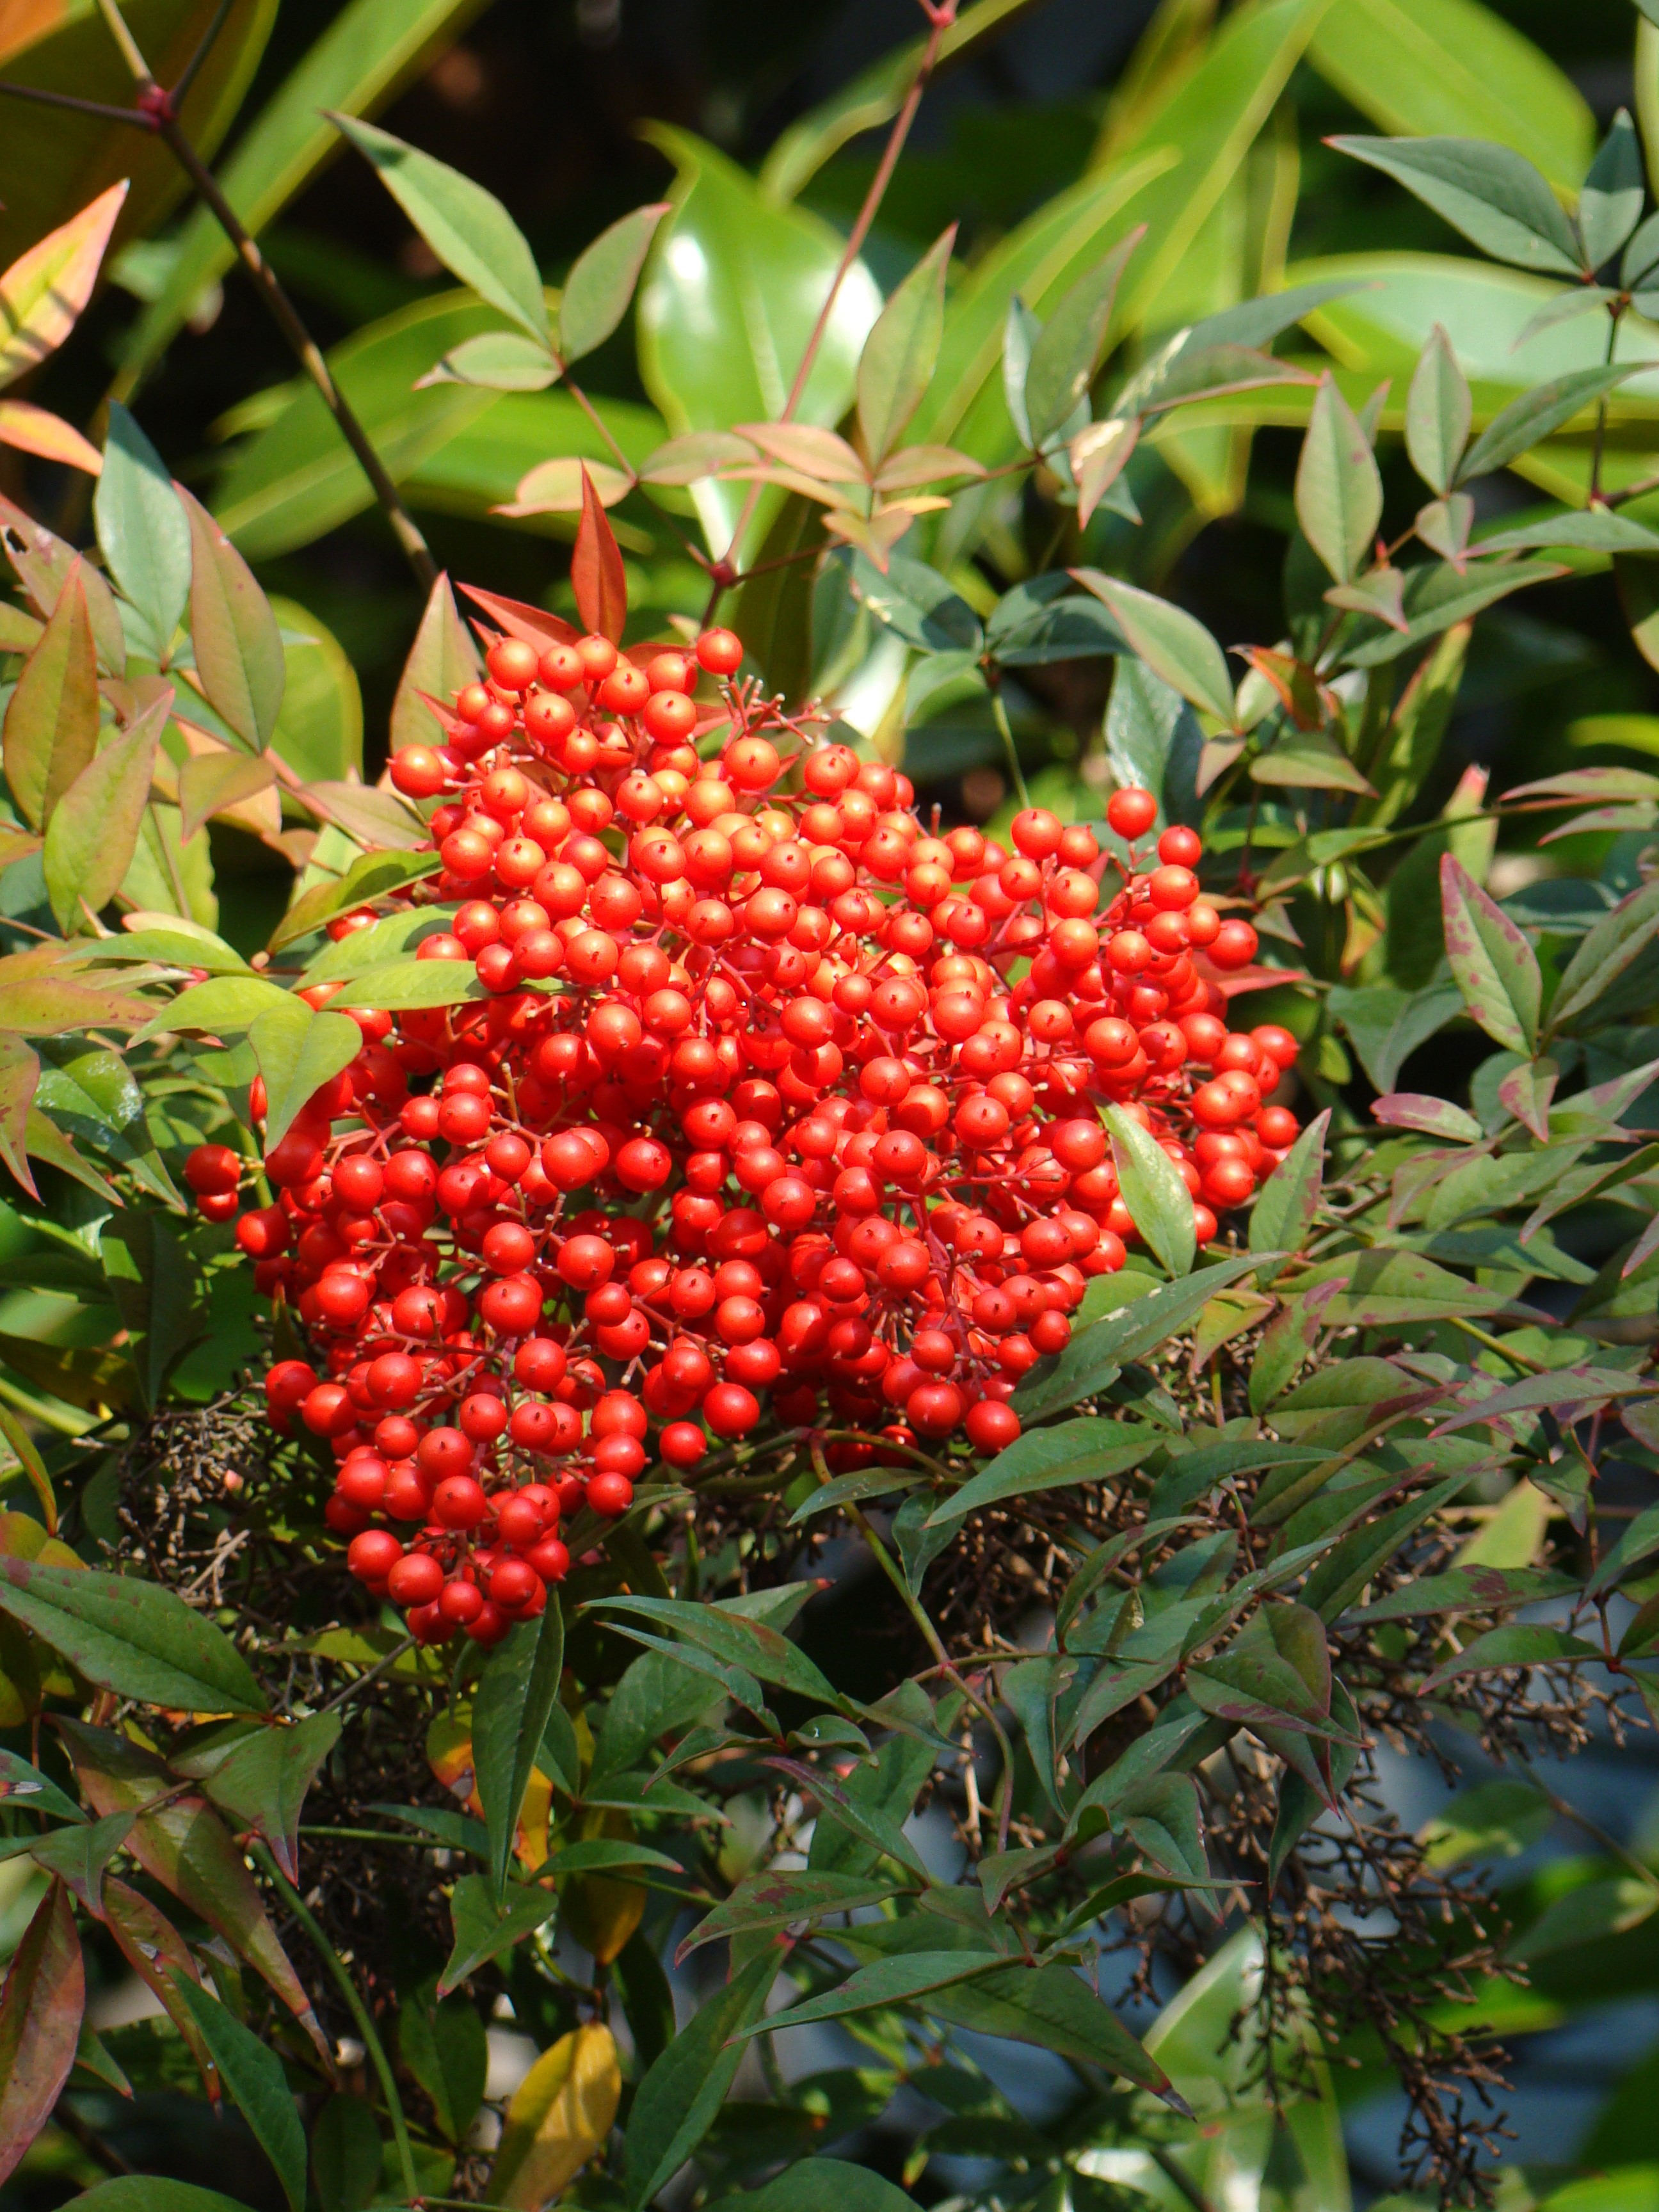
[987,679,1032,811]
[248,1838,421,2203]
[1445,1315,1546,1374]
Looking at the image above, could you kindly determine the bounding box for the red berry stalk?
[188,621,1295,1648]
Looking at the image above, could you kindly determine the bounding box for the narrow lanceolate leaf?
[1013,1254,1265,1422]
[42,693,170,934]
[200,1713,342,1884]
[1440,853,1542,1052]
[1071,572,1233,726]
[331,115,549,347]
[571,468,627,643]
[474,1596,565,1903]
[1457,366,1640,485]
[0,1559,266,1714]
[677,1871,912,1962]
[737,1952,1004,2037]
[173,1979,307,2212]
[1405,325,1470,495]
[1346,1567,1578,1624]
[1421,1626,1601,1691]
[927,1428,1155,1528]
[94,406,191,656]
[625,1952,778,2209]
[0,182,128,392]
[926,1964,1181,2108]
[1023,230,1141,447]
[857,226,954,465]
[1296,376,1382,583]
[248,1000,364,1154]
[179,486,284,751]
[0,1880,82,2187]
[391,572,484,755]
[1580,109,1645,272]
[559,203,671,364]
[3,563,99,830]
[1105,1104,1196,1278]
[1548,874,1659,1034]
[1329,136,1583,275]
[1249,1108,1329,1286]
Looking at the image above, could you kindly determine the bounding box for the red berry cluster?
[189,621,1295,1647]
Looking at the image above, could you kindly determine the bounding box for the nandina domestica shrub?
[186,607,1292,1646]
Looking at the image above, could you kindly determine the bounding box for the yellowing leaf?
[495,457,634,515]
[0,401,100,474]
[490,2022,621,2210]
[0,181,127,393]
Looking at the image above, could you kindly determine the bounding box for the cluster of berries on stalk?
[186,610,1296,1648]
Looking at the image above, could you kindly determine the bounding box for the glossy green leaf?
[390,571,483,757]
[0,1558,266,1713]
[677,1870,912,1962]
[268,598,364,783]
[101,1210,205,1409]
[1296,375,1382,584]
[425,329,559,389]
[858,227,954,465]
[173,1978,306,2212]
[636,125,881,554]
[1580,110,1645,271]
[1441,853,1541,1052]
[724,2162,918,2212]
[1249,1108,1329,1286]
[1330,136,1583,275]
[332,115,548,346]
[0,1748,83,1827]
[0,1879,83,2190]
[43,693,169,934]
[625,1950,778,2208]
[310,2096,381,2212]
[927,1425,1152,1531]
[1013,1254,1265,1422]
[179,486,284,751]
[249,999,364,1153]
[1347,1567,1578,1625]
[3,562,99,831]
[1547,874,1659,1033]
[199,1713,342,1883]
[561,202,671,362]
[1071,572,1233,725]
[1024,232,1140,445]
[95,405,191,657]
[1422,1624,1601,1690]
[740,1952,1004,2038]
[326,959,485,1012]
[438,1872,557,1994]
[1105,1103,1196,1277]
[1325,1249,1510,1326]
[927,1963,1179,2105]
[474,1596,565,1903]
[1308,0,1592,190]
[1457,364,1642,483]
[399,1976,487,2145]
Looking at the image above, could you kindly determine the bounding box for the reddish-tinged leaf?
[3,562,98,830]
[1441,854,1541,1052]
[1498,1057,1558,1140]
[177,484,285,751]
[29,1812,133,1918]
[0,403,102,475]
[0,495,124,673]
[198,1712,342,1884]
[43,691,170,932]
[572,466,627,643]
[0,182,127,391]
[0,1036,40,1200]
[178,749,277,842]
[0,1559,266,1712]
[1421,1625,1601,1690]
[103,1877,218,2097]
[459,584,579,657]
[0,1879,83,2186]
[1371,1093,1484,1143]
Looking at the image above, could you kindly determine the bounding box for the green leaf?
[858,227,954,466]
[1328,980,1464,1092]
[720,2161,920,2212]
[120,0,488,383]
[100,1213,205,1412]
[438,1873,556,1994]
[61,2188,250,2212]
[1441,853,1542,1052]
[199,1713,341,1884]
[310,2095,381,2212]
[1295,375,1382,583]
[636,126,881,555]
[325,959,485,1012]
[43,694,168,934]
[1325,1249,1511,1326]
[1547,874,1659,1034]
[1071,572,1233,725]
[1457,364,1642,483]
[173,1978,306,2211]
[1581,109,1646,269]
[926,1964,1180,2106]
[1329,135,1583,275]
[268,597,364,783]
[0,1747,84,1827]
[398,1975,486,2145]
[426,329,559,390]
[1420,1777,1553,1868]
[1104,1103,1196,1277]
[0,1558,266,1714]
[1421,1624,1601,1690]
[595,1596,841,1710]
[3,562,98,831]
[1404,324,1471,494]
[331,115,549,346]
[850,550,982,654]
[677,1871,913,1963]
[1013,1254,1265,1422]
[1249,1109,1328,1287]
[474,1596,565,1903]
[739,1952,1004,2039]
[1341,556,1564,669]
[560,202,670,363]
[390,572,483,757]
[0,1879,83,2191]
[179,485,284,750]
[1308,0,1592,191]
[248,1000,364,1153]
[927,1427,1157,1530]
[625,1950,778,2208]
[95,405,191,656]
[1347,1566,1577,1624]
[1024,232,1140,445]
